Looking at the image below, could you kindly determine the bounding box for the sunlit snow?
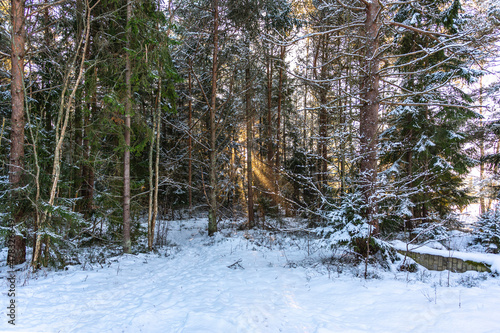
[1,218,500,333]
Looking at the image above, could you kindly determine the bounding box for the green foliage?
[318,191,368,248]
[264,0,298,32]
[380,0,479,231]
[317,190,398,267]
[398,261,419,273]
[351,236,381,258]
[285,150,320,210]
[475,206,500,253]
[1,0,495,269]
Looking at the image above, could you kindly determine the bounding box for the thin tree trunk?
[312,37,321,187]
[149,0,171,246]
[276,45,284,174]
[479,77,485,215]
[123,0,132,253]
[188,60,193,218]
[422,106,429,222]
[246,63,255,228]
[266,46,273,164]
[151,71,161,248]
[359,1,381,234]
[8,0,27,265]
[147,96,155,250]
[303,37,309,149]
[274,45,285,212]
[339,63,346,198]
[489,140,500,211]
[82,68,96,219]
[406,127,413,230]
[33,3,91,265]
[74,0,84,206]
[31,0,52,257]
[318,98,327,188]
[208,0,219,236]
[319,37,328,189]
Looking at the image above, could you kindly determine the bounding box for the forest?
[1,0,500,271]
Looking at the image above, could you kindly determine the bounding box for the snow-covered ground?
[2,218,500,333]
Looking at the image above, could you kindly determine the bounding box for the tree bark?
[266,46,273,164]
[318,36,328,189]
[246,64,255,228]
[359,2,381,234]
[123,0,132,253]
[147,94,155,250]
[151,72,161,249]
[188,60,193,218]
[273,45,285,211]
[8,0,27,265]
[276,45,284,174]
[479,77,485,215]
[82,68,96,220]
[208,0,219,236]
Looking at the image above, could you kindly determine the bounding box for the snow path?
[2,222,500,332]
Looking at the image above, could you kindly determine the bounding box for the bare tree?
[32,0,93,266]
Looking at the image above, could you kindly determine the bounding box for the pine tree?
[379,0,481,232]
[8,0,27,265]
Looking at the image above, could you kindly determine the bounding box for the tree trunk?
[147,94,155,250]
[152,71,161,248]
[123,0,132,253]
[359,2,381,234]
[188,60,193,218]
[274,45,285,212]
[303,37,309,149]
[8,0,27,266]
[339,67,346,198]
[479,77,485,215]
[319,37,328,189]
[313,36,326,189]
[266,46,273,164]
[246,64,255,228]
[276,45,284,174]
[208,0,219,236]
[82,71,96,219]
[406,132,413,230]
[33,1,91,266]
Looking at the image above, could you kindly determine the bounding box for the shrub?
[474,206,500,253]
[317,191,397,268]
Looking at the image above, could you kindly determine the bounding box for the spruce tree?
[379,0,481,232]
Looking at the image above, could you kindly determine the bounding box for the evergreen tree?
[379,0,481,232]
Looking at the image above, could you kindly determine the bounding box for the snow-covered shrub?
[410,220,450,243]
[457,272,488,288]
[397,258,418,273]
[317,191,366,248]
[474,207,500,253]
[317,191,397,267]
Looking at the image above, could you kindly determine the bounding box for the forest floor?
[1,217,500,332]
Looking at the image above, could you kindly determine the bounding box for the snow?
[447,130,464,140]
[1,218,500,333]
[414,134,436,153]
[433,157,452,170]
